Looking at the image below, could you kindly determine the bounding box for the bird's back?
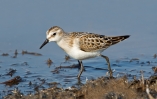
[79,33,130,52]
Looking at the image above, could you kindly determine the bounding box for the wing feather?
[79,33,130,52]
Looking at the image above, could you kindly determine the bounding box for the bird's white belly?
[66,47,101,60]
[57,39,102,60]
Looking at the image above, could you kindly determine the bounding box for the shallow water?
[0,0,157,97]
[0,48,156,96]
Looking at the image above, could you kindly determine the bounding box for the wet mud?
[3,75,157,99]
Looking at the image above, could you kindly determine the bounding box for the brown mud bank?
[4,75,157,99]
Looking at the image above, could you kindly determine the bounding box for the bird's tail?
[107,35,130,45]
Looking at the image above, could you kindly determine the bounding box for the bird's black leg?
[77,60,84,78]
[101,55,113,78]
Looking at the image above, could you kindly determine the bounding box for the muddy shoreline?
[3,75,157,99]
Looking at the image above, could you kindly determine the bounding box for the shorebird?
[40,26,130,78]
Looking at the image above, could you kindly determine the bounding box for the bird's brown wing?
[79,33,130,52]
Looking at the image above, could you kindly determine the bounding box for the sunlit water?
[0,0,157,97]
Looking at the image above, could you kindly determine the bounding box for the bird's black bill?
[39,39,49,49]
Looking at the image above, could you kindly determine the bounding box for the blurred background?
[0,0,157,58]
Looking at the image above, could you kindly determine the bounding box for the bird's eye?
[53,33,56,36]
